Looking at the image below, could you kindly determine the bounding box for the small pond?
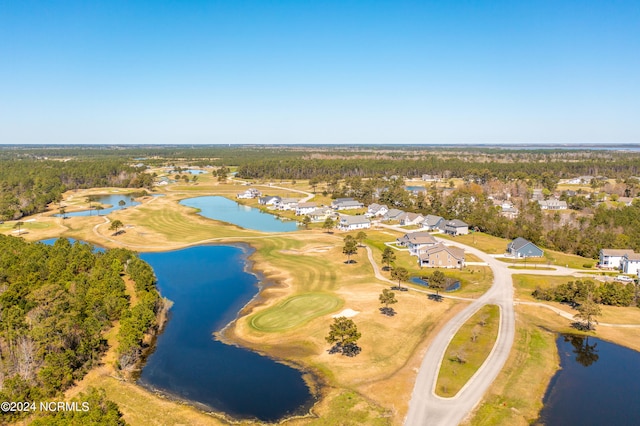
[57,194,140,217]
[39,237,105,253]
[180,196,299,232]
[138,245,314,422]
[537,334,640,425]
[409,276,461,292]
[405,186,427,192]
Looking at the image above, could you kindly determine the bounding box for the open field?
[250,293,343,332]
[512,274,574,301]
[436,305,500,397]
[438,232,509,254]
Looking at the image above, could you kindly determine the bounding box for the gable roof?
[601,249,635,256]
[423,215,444,226]
[398,231,437,245]
[446,219,468,227]
[419,243,465,260]
[339,215,370,225]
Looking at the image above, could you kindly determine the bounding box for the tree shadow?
[571,321,594,331]
[379,307,396,316]
[390,286,408,292]
[343,260,357,264]
[327,342,362,357]
[428,294,444,302]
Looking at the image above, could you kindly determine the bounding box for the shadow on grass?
[379,307,396,316]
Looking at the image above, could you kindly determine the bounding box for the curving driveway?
[404,238,516,426]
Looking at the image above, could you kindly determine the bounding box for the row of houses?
[599,249,640,275]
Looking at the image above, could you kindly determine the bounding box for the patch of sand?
[332,308,360,318]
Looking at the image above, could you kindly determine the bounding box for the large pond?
[58,194,141,217]
[537,334,640,425]
[180,196,299,232]
[138,245,314,422]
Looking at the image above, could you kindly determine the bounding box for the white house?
[337,215,371,231]
[331,198,364,210]
[621,253,640,275]
[421,174,440,182]
[396,231,438,256]
[275,198,299,211]
[259,196,280,206]
[295,202,317,215]
[237,188,261,199]
[538,199,568,210]
[599,249,635,269]
[399,212,425,226]
[366,203,389,218]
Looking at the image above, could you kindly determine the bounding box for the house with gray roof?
[331,198,364,210]
[337,215,371,231]
[366,203,389,218]
[422,215,445,232]
[622,253,640,275]
[399,212,425,226]
[599,249,636,269]
[295,202,317,215]
[507,237,544,258]
[444,219,469,236]
[396,231,438,256]
[258,196,281,206]
[384,208,405,222]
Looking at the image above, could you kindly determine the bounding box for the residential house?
[399,212,425,226]
[566,176,595,185]
[309,207,335,223]
[538,199,568,210]
[258,196,280,206]
[422,215,446,232]
[396,231,438,256]
[507,237,544,258]
[421,174,440,182]
[418,243,465,269]
[531,189,544,201]
[337,215,371,231]
[236,188,261,199]
[331,198,364,210]
[444,219,469,236]
[384,208,405,222]
[622,253,640,275]
[275,198,299,211]
[366,203,389,218]
[599,249,635,269]
[295,202,317,216]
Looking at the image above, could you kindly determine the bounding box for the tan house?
[418,243,465,269]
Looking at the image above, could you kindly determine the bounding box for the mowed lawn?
[250,293,343,331]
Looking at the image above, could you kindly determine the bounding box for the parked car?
[616,275,634,282]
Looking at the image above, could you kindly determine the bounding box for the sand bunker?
[332,308,360,318]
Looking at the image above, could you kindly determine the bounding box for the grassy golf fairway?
[436,304,500,397]
[250,293,343,331]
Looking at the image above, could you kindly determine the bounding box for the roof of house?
[446,219,468,227]
[508,237,537,251]
[333,200,364,208]
[339,215,370,225]
[400,212,424,222]
[385,208,405,218]
[368,203,388,212]
[297,202,317,208]
[601,249,635,256]
[397,231,437,245]
[279,198,299,204]
[423,215,444,226]
[538,199,568,208]
[625,253,640,261]
[419,243,465,260]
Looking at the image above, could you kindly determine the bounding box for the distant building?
[337,215,371,231]
[331,198,364,210]
[422,215,446,232]
[384,208,405,222]
[275,198,299,211]
[399,212,425,226]
[507,237,544,258]
[444,219,469,236]
[295,202,317,215]
[599,249,635,269]
[366,203,389,218]
[538,199,567,210]
[237,188,261,199]
[309,207,334,222]
[258,196,280,206]
[421,174,440,182]
[418,243,465,269]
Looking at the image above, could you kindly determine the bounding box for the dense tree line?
[0,236,160,422]
[533,279,636,307]
[0,159,152,220]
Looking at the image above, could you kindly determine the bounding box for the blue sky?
[1,0,639,144]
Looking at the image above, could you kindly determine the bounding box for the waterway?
[137,245,314,422]
[180,196,299,232]
[58,193,141,217]
[537,334,640,425]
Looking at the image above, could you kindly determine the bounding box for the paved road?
[404,239,516,426]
